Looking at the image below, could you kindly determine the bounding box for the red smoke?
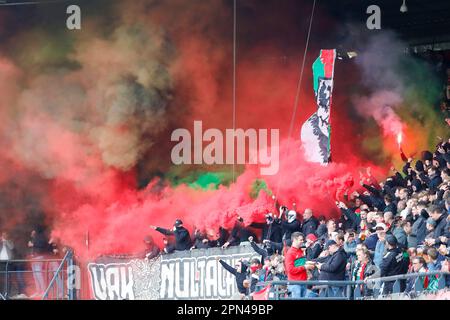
[0,0,407,260]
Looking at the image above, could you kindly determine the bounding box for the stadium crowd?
[149,137,450,299]
[1,138,449,300]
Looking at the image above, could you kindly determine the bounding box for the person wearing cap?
[373,223,388,267]
[379,235,406,294]
[150,219,192,251]
[316,239,347,297]
[305,233,322,260]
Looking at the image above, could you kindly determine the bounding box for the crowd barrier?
[0,250,74,300]
[2,246,448,300]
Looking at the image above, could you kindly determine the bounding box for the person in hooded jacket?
[151,219,192,251]
[218,258,251,298]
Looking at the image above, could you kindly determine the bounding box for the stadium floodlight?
[400,0,408,13]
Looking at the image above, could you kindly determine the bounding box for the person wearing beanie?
[305,233,322,260]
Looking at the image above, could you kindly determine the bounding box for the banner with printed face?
[88,244,259,300]
[301,49,337,164]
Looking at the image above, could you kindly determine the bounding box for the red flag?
[252,285,271,300]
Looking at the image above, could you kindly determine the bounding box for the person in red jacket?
[285,232,310,298]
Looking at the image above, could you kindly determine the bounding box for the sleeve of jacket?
[5,240,14,250]
[394,172,406,187]
[320,252,346,273]
[419,173,432,188]
[250,222,266,230]
[341,208,360,225]
[250,242,268,260]
[155,227,174,236]
[269,242,284,254]
[219,259,237,276]
[175,228,191,245]
[402,163,411,176]
[281,220,301,232]
[344,242,356,255]
[310,243,322,259]
[227,225,240,244]
[362,184,381,197]
[379,252,393,277]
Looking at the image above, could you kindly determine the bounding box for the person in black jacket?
[425,206,449,247]
[151,220,192,251]
[223,216,257,248]
[379,235,406,295]
[383,195,397,215]
[218,258,250,298]
[190,229,211,250]
[305,234,322,260]
[281,210,302,247]
[162,238,176,255]
[249,213,283,243]
[301,209,319,236]
[420,167,443,194]
[317,240,347,297]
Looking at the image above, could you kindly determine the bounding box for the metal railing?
[42,250,73,300]
[0,250,75,300]
[261,271,450,300]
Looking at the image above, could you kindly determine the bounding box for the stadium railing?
[0,250,76,300]
[262,271,450,300]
